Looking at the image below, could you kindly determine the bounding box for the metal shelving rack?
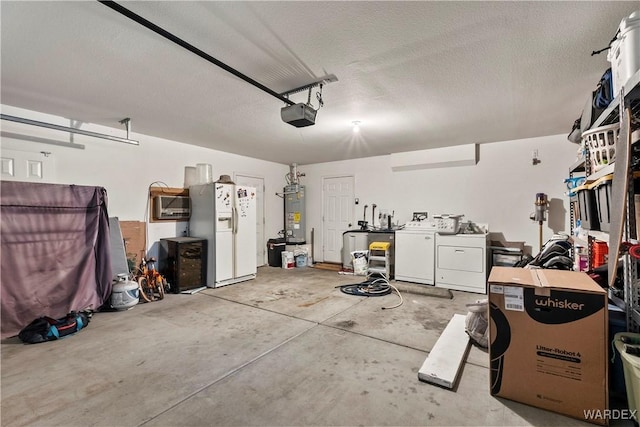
[590,70,639,331]
[618,73,640,332]
[568,162,585,262]
[569,69,640,331]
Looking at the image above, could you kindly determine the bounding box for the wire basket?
[582,124,620,172]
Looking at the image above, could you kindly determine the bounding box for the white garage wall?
[302,134,580,259]
[1,105,581,262]
[0,105,288,258]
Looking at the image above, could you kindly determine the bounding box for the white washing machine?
[395,221,436,285]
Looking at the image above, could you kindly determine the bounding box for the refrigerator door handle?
[232,207,238,234]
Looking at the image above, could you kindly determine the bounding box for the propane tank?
[110,274,139,311]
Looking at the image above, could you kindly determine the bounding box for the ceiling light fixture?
[352,121,361,133]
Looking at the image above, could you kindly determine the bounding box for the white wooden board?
[418,313,470,389]
[109,217,129,278]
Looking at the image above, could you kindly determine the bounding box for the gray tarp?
[1,181,112,338]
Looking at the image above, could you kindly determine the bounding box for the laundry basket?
[583,124,620,172]
[433,214,463,234]
[614,332,640,418]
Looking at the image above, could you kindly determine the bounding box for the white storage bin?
[608,10,640,97]
[614,332,640,417]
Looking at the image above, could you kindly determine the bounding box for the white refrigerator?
[189,182,257,287]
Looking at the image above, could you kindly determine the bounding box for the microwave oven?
[154,195,191,220]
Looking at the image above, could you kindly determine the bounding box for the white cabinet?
[395,231,435,285]
[435,233,489,294]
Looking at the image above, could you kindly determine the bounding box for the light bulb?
[352,121,361,133]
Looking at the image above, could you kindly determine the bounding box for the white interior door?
[1,149,56,182]
[322,175,354,263]
[234,174,265,266]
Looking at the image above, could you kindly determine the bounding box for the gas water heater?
[284,163,306,244]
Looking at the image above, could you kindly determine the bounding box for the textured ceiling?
[1,1,638,165]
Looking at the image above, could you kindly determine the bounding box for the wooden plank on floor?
[418,313,470,389]
[313,262,342,271]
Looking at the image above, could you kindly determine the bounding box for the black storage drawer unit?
[159,237,207,293]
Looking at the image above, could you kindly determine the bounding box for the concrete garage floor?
[0,266,606,426]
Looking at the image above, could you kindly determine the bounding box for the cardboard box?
[488,267,608,425]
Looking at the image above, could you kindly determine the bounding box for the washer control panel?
[403,221,436,230]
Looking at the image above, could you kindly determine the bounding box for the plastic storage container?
[610,309,628,400]
[607,10,640,97]
[575,183,600,231]
[592,241,608,269]
[614,332,640,416]
[564,176,586,196]
[591,174,613,233]
[184,166,198,188]
[490,247,523,267]
[196,163,213,184]
[295,254,307,267]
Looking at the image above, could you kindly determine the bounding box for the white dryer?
[395,221,436,285]
[435,232,489,294]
